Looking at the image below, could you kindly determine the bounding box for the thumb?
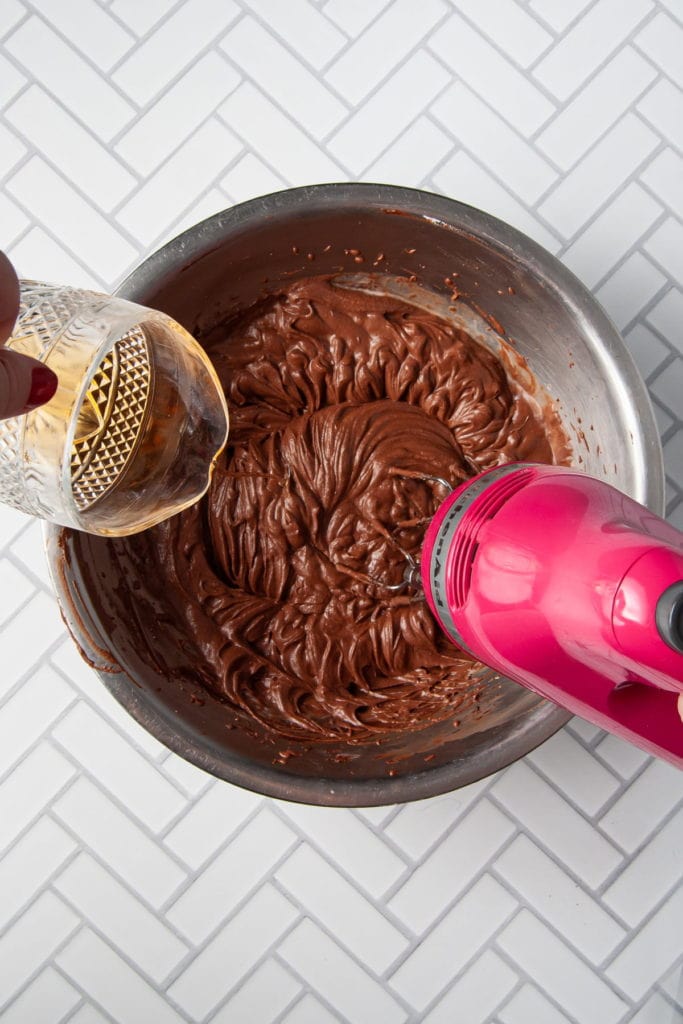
[0,348,58,419]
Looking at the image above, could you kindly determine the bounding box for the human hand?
[0,252,57,419]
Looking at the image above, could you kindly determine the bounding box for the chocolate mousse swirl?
[119,277,568,742]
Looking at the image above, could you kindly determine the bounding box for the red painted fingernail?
[25,364,58,411]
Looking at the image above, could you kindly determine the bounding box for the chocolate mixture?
[101,277,568,743]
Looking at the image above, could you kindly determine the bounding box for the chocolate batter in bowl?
[47,185,663,805]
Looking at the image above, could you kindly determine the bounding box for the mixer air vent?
[451,467,534,608]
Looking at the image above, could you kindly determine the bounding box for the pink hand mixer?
[420,463,683,767]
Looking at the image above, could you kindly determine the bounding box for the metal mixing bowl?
[46,184,663,806]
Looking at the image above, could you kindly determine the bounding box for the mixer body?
[422,464,683,766]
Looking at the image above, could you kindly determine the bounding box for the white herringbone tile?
[623,323,671,384]
[659,964,683,1011]
[0,191,28,249]
[635,10,683,87]
[111,0,239,105]
[644,217,683,285]
[560,182,662,290]
[242,0,346,70]
[52,702,186,832]
[383,777,489,859]
[361,115,451,188]
[532,0,654,101]
[211,959,301,1024]
[599,759,683,852]
[168,885,298,1019]
[163,775,262,870]
[54,852,189,984]
[390,875,516,1011]
[457,0,552,66]
[538,114,658,237]
[602,807,683,927]
[109,0,172,37]
[497,910,629,1023]
[595,731,652,780]
[6,17,135,141]
[0,818,76,932]
[9,520,55,589]
[648,288,683,356]
[498,983,574,1024]
[423,950,517,1024]
[0,557,34,626]
[493,834,626,961]
[492,761,623,886]
[637,78,683,152]
[388,800,515,932]
[432,149,561,253]
[116,118,242,246]
[325,0,447,105]
[323,0,391,38]
[67,1004,111,1024]
[432,81,557,204]
[166,808,295,943]
[0,2,681,1022]
[221,151,286,202]
[629,991,683,1024]
[327,50,449,172]
[50,640,167,760]
[0,744,76,856]
[159,751,212,798]
[56,928,186,1024]
[28,0,135,72]
[651,357,683,423]
[643,148,683,220]
[0,666,74,778]
[276,844,410,972]
[218,81,343,182]
[429,12,555,135]
[224,16,348,137]
[53,777,188,908]
[280,918,407,1024]
[535,46,656,170]
[605,887,683,1000]
[277,802,407,898]
[0,892,79,1012]
[595,251,667,332]
[0,593,65,699]
[8,225,104,290]
[0,1,24,41]
[114,52,240,177]
[0,967,80,1024]
[280,991,342,1024]
[526,729,621,814]
[0,122,25,179]
[281,992,342,1024]
[7,156,138,281]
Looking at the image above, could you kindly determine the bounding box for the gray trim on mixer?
[428,463,529,653]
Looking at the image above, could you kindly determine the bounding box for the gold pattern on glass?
[71,327,151,510]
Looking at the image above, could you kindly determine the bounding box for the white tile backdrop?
[0,1,682,1021]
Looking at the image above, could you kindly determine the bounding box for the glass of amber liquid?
[0,281,228,536]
